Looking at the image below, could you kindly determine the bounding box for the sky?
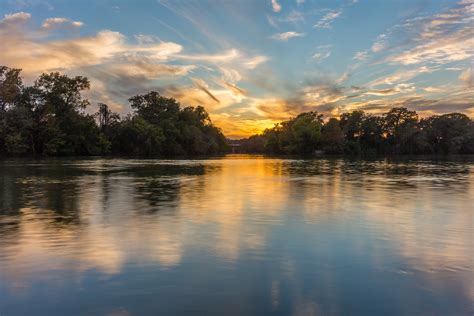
[0,0,473,138]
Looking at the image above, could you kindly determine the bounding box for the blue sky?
[1,0,472,137]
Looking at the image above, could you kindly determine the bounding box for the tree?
[360,115,384,154]
[340,110,364,141]
[383,107,419,154]
[0,66,23,111]
[263,125,283,153]
[96,103,120,132]
[285,112,322,153]
[30,72,106,155]
[113,116,165,156]
[421,113,474,154]
[322,118,344,154]
[1,66,25,154]
[129,91,180,125]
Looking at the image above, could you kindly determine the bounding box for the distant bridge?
[227,143,241,154]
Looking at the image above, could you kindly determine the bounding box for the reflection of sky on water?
[0,156,473,315]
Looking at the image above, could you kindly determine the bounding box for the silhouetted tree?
[383,107,419,154]
[421,113,474,154]
[239,107,474,156]
[322,118,344,154]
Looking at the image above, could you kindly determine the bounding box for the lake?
[0,156,473,315]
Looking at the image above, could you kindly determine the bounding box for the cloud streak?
[270,31,306,41]
[191,78,220,104]
[312,45,331,62]
[385,1,474,65]
[41,17,83,30]
[314,10,342,29]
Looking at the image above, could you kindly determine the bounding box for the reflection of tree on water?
[0,160,86,225]
[280,158,472,192]
[134,177,182,208]
[126,164,212,211]
[0,162,24,215]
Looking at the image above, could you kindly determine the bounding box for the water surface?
[0,156,473,315]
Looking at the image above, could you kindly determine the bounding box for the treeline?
[236,108,474,155]
[0,66,227,156]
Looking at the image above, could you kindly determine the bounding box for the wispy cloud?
[270,31,306,41]
[220,81,247,97]
[279,10,305,24]
[364,84,415,96]
[243,56,270,69]
[459,68,473,87]
[1,11,30,23]
[314,9,342,29]
[0,10,269,119]
[368,66,434,87]
[385,0,474,65]
[312,45,331,62]
[191,78,220,103]
[371,34,387,52]
[271,0,281,13]
[353,51,369,61]
[42,17,83,30]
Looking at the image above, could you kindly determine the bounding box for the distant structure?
[228,143,241,154]
[226,139,243,154]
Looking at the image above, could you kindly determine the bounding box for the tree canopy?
[0,66,227,156]
[1,65,473,157]
[237,108,474,155]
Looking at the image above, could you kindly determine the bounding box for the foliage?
[0,66,227,156]
[1,65,473,157]
[238,108,474,156]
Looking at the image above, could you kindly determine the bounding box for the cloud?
[423,86,446,93]
[337,72,351,84]
[353,51,369,61]
[7,0,54,10]
[191,78,220,104]
[368,66,435,87]
[270,31,306,41]
[385,1,474,65]
[110,56,196,79]
[279,10,305,24]
[1,11,31,23]
[256,75,348,117]
[371,34,387,52]
[364,84,415,96]
[459,68,473,87]
[312,45,331,62]
[221,81,247,97]
[0,12,183,74]
[0,11,269,118]
[41,17,83,30]
[177,49,240,63]
[177,49,268,87]
[271,0,281,13]
[314,9,342,29]
[245,56,270,69]
[266,14,278,28]
[388,28,473,65]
